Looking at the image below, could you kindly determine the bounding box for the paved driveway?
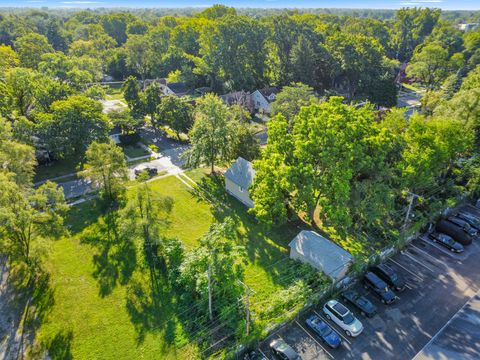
[259,235,480,360]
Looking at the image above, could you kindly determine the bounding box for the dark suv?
[363,272,396,304]
[371,264,406,292]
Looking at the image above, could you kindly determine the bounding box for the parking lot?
[259,234,480,360]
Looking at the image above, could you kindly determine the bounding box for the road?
[259,235,480,360]
[55,127,190,201]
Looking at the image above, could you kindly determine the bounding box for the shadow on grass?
[191,174,307,289]
[46,329,73,360]
[125,264,175,345]
[80,211,137,297]
[65,200,103,234]
[2,264,55,359]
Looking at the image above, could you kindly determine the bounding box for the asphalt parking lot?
[259,235,480,360]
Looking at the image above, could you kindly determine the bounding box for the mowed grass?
[37,172,303,359]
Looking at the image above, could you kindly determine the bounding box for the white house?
[224,157,255,208]
[251,87,278,114]
[289,230,353,282]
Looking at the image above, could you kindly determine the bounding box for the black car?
[371,264,406,292]
[436,219,473,246]
[134,167,158,178]
[456,211,480,231]
[269,339,300,360]
[447,216,478,238]
[428,232,464,253]
[341,290,377,317]
[363,272,396,304]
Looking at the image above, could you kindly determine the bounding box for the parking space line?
[402,251,435,272]
[410,243,447,264]
[313,310,352,345]
[418,237,461,258]
[257,348,271,360]
[388,258,423,281]
[294,320,334,359]
[405,284,413,290]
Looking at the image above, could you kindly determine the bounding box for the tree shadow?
[125,264,175,345]
[80,211,137,297]
[45,329,73,360]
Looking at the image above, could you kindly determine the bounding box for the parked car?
[371,264,406,292]
[269,339,300,360]
[447,216,478,238]
[462,204,480,218]
[341,290,377,317]
[435,219,473,245]
[322,300,363,337]
[363,272,396,304]
[134,167,158,178]
[428,232,464,253]
[456,211,480,231]
[305,314,342,348]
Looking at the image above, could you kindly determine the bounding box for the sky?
[0,0,479,10]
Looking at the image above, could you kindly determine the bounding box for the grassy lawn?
[34,155,83,183]
[36,171,326,359]
[119,143,151,159]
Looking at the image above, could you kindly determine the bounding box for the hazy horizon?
[1,0,480,11]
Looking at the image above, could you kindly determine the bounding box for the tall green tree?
[156,95,193,139]
[14,32,54,68]
[143,82,162,122]
[271,83,317,124]
[186,94,234,173]
[407,43,452,89]
[82,141,128,205]
[36,95,110,158]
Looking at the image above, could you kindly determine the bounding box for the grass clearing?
[34,155,83,183]
[119,143,151,159]
[36,171,328,359]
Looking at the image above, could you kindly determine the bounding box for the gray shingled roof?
[289,230,353,280]
[167,82,188,95]
[224,157,255,189]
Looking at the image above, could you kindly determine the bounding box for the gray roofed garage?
[289,230,353,281]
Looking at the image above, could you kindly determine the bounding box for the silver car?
[322,299,364,337]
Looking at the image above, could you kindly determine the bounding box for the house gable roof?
[258,87,278,102]
[167,82,188,95]
[289,230,353,280]
[224,157,255,189]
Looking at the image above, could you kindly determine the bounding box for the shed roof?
[167,82,188,95]
[224,157,255,190]
[289,230,353,280]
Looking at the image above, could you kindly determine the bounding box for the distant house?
[224,157,256,208]
[160,81,189,97]
[220,91,254,113]
[251,87,278,114]
[289,230,353,282]
[457,23,479,32]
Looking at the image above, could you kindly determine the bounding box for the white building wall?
[225,178,254,208]
[251,90,271,114]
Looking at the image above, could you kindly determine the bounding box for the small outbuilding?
[224,157,255,208]
[289,230,353,282]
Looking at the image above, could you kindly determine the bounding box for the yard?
[35,171,312,359]
[119,142,151,159]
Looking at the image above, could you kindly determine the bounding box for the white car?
[322,299,364,337]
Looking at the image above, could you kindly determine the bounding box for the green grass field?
[36,171,319,359]
[119,143,151,159]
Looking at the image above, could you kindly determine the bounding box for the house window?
[239,186,244,192]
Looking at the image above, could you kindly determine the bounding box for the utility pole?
[208,263,213,321]
[403,192,419,231]
[238,280,256,336]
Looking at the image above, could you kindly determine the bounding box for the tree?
[0,44,19,73]
[143,82,162,122]
[230,121,260,162]
[4,67,38,117]
[186,94,234,173]
[82,141,128,205]
[37,95,110,158]
[125,34,150,81]
[178,217,245,326]
[14,32,54,68]
[156,95,193,139]
[119,177,173,265]
[406,43,451,89]
[122,76,143,117]
[109,108,143,135]
[0,175,68,267]
[0,117,37,187]
[271,83,317,124]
